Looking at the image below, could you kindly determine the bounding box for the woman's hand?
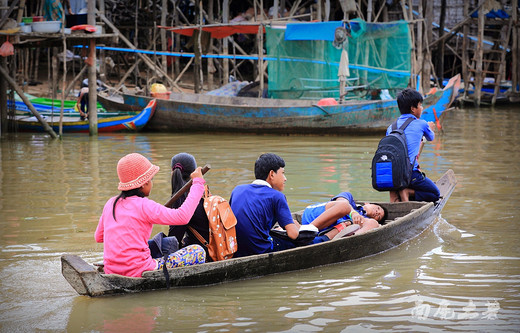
[190,166,203,179]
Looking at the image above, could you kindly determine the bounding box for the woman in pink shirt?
[95,153,206,277]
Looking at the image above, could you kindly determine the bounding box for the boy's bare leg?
[390,191,400,202]
[398,188,414,202]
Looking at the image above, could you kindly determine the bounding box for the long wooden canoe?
[12,99,156,133]
[61,169,457,297]
[118,75,460,134]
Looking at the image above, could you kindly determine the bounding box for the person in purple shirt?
[387,88,440,202]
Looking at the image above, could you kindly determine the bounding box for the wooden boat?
[9,100,123,117]
[119,74,460,134]
[11,93,105,110]
[97,91,142,112]
[12,99,156,133]
[61,169,457,297]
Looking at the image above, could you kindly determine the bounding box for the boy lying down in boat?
[272,192,387,244]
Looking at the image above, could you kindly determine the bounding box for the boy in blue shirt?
[229,153,300,257]
[388,88,440,202]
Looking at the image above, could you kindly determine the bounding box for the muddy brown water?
[1,105,519,332]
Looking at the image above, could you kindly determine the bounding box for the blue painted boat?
[13,99,156,133]
[121,75,460,135]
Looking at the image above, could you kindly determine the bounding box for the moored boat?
[61,169,457,297]
[12,99,156,133]
[120,74,460,134]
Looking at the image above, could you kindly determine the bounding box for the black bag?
[148,232,179,289]
[269,224,318,246]
[371,117,415,191]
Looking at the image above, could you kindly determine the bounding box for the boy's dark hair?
[396,88,423,114]
[254,153,285,180]
[380,205,388,223]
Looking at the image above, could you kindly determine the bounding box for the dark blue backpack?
[371,118,415,191]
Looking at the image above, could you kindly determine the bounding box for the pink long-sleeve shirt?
[95,178,205,277]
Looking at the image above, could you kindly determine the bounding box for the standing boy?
[389,88,440,202]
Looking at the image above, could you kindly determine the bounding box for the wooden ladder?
[465,15,512,105]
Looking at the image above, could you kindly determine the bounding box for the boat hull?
[122,75,460,134]
[13,99,156,133]
[62,169,456,296]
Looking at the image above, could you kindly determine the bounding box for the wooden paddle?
[164,164,211,207]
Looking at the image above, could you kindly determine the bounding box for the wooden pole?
[161,0,167,76]
[416,0,423,91]
[0,66,58,138]
[421,0,433,93]
[97,11,182,92]
[258,24,264,98]
[435,0,446,82]
[60,32,67,136]
[207,0,214,91]
[429,0,487,49]
[513,0,519,94]
[475,5,484,106]
[461,0,469,101]
[223,0,229,83]
[88,0,98,135]
[0,56,7,136]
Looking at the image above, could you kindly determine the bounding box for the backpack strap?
[188,226,209,248]
[391,117,415,132]
[187,184,211,247]
[391,117,417,167]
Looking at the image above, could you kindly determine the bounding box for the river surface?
[0,105,519,332]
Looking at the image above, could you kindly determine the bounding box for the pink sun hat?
[117,153,160,191]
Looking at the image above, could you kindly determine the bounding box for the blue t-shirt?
[386,114,435,170]
[301,192,367,231]
[229,183,294,257]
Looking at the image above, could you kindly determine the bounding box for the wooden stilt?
[0,56,7,136]
[512,0,519,96]
[0,66,58,138]
[88,0,98,135]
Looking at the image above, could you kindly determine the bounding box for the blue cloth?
[285,21,343,41]
[301,192,367,232]
[386,114,435,170]
[230,184,295,257]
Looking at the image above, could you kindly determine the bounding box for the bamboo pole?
[0,66,58,138]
